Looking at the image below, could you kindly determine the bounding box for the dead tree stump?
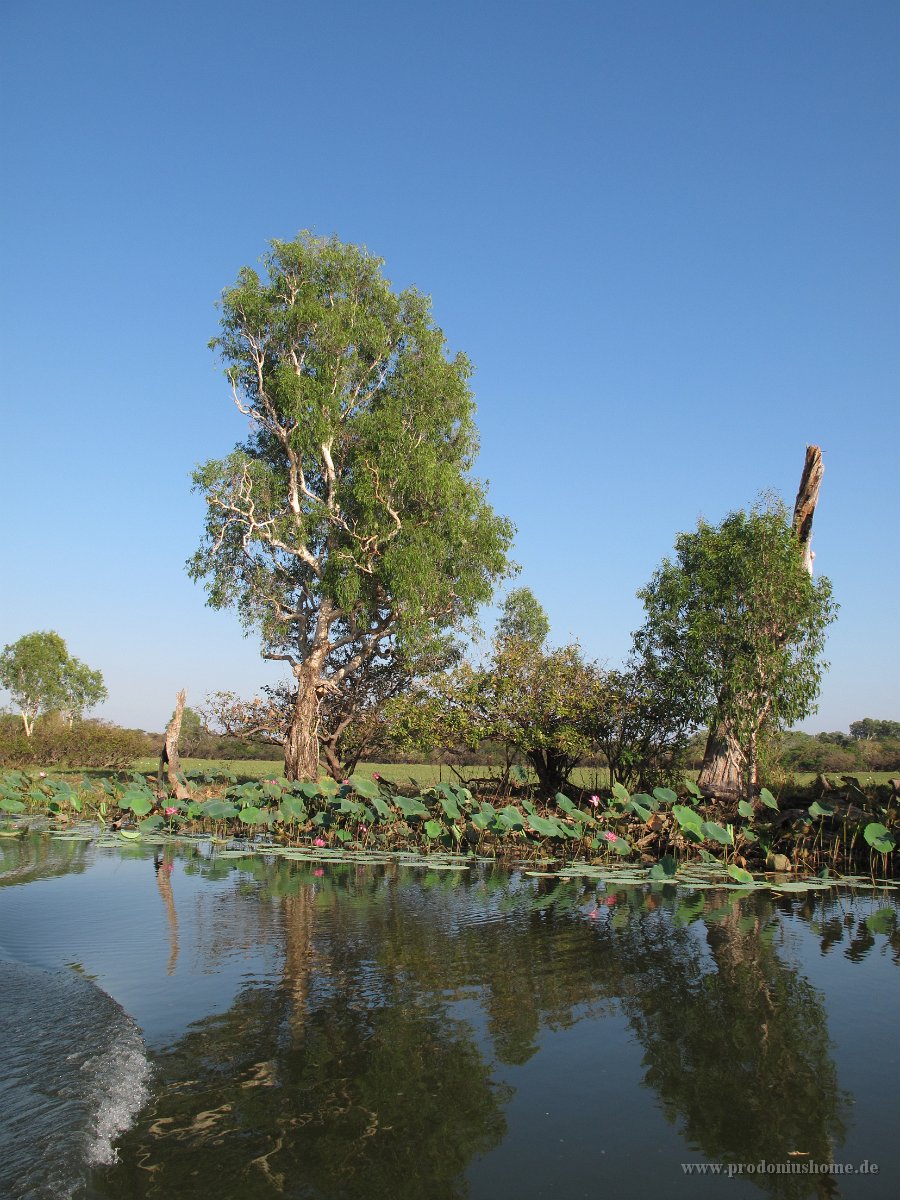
[158,689,191,802]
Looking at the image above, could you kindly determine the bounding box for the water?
[0,834,897,1198]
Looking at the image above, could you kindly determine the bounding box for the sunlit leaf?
[759,788,779,811]
[727,865,755,884]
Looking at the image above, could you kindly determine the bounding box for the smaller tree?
[589,665,692,792]
[57,657,108,726]
[634,500,838,800]
[388,591,603,796]
[496,587,550,647]
[0,632,107,735]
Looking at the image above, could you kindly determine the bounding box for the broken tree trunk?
[792,444,824,576]
[697,445,824,800]
[158,689,191,802]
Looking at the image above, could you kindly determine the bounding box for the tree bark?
[527,748,573,797]
[158,689,191,801]
[283,666,322,782]
[697,720,746,799]
[792,444,824,577]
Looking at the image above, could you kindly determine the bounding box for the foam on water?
[0,956,151,1198]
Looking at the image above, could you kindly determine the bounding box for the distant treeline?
[778,721,900,774]
[1,712,897,775]
[0,713,284,768]
[384,724,900,776]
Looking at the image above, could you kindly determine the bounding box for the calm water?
[0,835,897,1199]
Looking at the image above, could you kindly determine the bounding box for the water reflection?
[0,832,90,889]
[103,877,510,1198]
[615,895,846,1196]
[153,852,180,975]
[1,837,896,1198]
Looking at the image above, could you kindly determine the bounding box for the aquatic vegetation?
[0,767,896,881]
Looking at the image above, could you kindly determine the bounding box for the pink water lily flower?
[313,837,326,847]
[589,794,600,807]
[313,868,324,877]
[165,806,177,816]
[603,830,617,843]
[372,772,381,780]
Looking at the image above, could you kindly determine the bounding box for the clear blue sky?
[1,0,897,733]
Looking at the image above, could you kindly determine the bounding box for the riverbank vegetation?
[2,759,897,879]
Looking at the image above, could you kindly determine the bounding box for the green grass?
[357,763,619,790]
[131,756,284,779]
[785,770,896,788]
[65,758,900,793]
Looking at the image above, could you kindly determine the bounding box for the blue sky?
[1,0,897,733]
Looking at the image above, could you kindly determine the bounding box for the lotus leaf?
[727,864,755,884]
[648,855,677,879]
[238,806,270,825]
[809,801,834,818]
[863,822,896,853]
[652,787,677,805]
[701,820,734,846]
[395,796,429,819]
[347,774,381,800]
[673,805,704,837]
[610,781,630,806]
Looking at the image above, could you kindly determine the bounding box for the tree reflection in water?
[98,857,894,1199]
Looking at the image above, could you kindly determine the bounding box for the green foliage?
[388,635,603,795]
[188,232,514,778]
[588,665,692,791]
[0,721,148,770]
[850,718,900,742]
[0,631,107,736]
[635,499,838,791]
[496,587,550,647]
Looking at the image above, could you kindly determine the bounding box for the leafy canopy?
[188,233,513,765]
[0,631,107,733]
[388,589,602,795]
[634,499,838,753]
[496,587,550,648]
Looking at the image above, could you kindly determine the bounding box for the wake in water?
[0,957,151,1199]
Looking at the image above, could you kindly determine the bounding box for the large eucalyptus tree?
[189,233,513,780]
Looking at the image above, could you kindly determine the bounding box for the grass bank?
[130,758,897,792]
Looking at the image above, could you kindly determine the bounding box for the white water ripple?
[0,957,151,1198]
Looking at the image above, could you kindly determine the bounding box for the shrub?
[0,720,150,770]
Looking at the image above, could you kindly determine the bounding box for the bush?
[0,720,150,769]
